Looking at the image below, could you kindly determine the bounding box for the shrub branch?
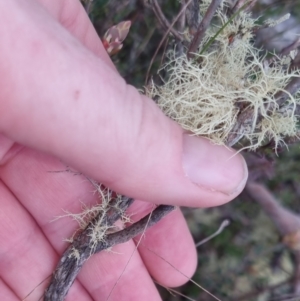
[149,0,183,41]
[188,0,222,58]
[44,197,175,301]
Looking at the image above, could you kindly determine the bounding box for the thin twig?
[22,276,51,301]
[275,77,300,107]
[281,38,300,57]
[195,219,230,248]
[199,0,252,56]
[291,48,300,70]
[160,36,169,68]
[227,74,300,147]
[265,38,300,67]
[94,205,175,253]
[187,0,222,58]
[177,0,186,33]
[231,0,257,14]
[149,0,183,41]
[145,0,194,84]
[245,182,300,235]
[175,0,187,56]
[105,204,155,301]
[141,245,222,301]
[226,107,254,147]
[185,0,201,35]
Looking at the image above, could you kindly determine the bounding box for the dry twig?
[44,196,134,301]
[282,38,300,57]
[231,0,257,14]
[177,0,187,33]
[276,78,300,107]
[245,182,300,235]
[226,73,300,148]
[185,0,201,35]
[245,181,300,295]
[145,0,194,83]
[149,0,183,41]
[44,200,175,301]
[187,0,222,58]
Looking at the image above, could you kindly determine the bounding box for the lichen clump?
[60,184,129,252]
[147,7,300,150]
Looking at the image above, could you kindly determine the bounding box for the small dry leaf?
[102,21,131,55]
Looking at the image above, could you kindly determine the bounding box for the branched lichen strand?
[147,10,300,150]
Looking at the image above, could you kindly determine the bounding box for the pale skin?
[0,0,248,300]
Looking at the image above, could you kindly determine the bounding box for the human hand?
[0,0,248,300]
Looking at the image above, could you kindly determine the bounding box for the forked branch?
[44,199,175,301]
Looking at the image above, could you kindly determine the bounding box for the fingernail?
[182,134,248,196]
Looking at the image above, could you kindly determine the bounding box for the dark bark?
[44,199,175,301]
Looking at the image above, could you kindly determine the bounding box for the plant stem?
[44,196,134,301]
[150,0,183,41]
[187,0,222,58]
[44,199,175,301]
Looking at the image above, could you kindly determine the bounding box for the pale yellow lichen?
[68,247,81,261]
[264,13,290,28]
[56,185,128,253]
[147,8,300,150]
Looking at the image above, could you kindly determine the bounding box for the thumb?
[0,0,247,206]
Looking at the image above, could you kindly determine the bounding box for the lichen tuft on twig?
[147,8,300,150]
